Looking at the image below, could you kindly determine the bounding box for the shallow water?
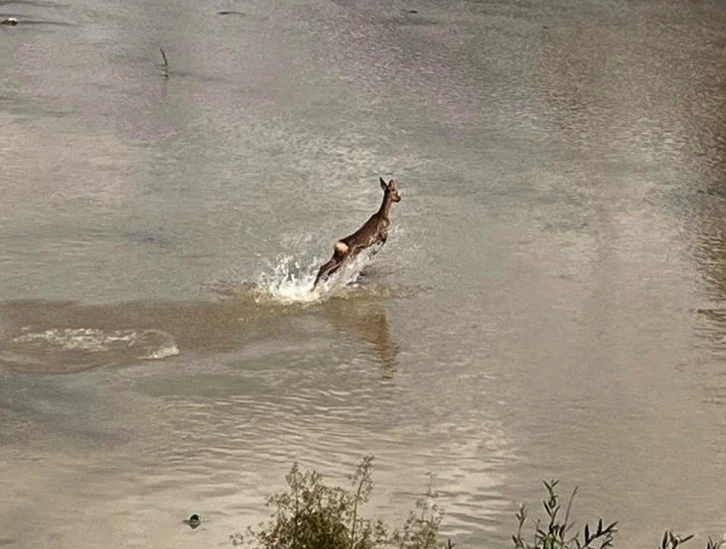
[2,0,726,547]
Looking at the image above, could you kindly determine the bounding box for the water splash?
[11,328,179,360]
[253,250,377,305]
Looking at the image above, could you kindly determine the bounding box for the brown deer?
[313,178,402,289]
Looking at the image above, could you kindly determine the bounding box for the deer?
[313,178,402,289]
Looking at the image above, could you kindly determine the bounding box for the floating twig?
[159,47,169,78]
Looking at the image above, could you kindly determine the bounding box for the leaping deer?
[313,178,402,289]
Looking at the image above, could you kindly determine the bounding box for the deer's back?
[341,213,388,249]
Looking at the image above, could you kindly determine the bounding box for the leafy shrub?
[231,456,444,549]
[231,459,725,549]
[511,480,616,549]
[512,480,725,549]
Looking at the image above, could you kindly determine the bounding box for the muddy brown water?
[2,0,726,547]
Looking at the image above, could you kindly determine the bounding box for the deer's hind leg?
[313,257,341,288]
[313,241,350,288]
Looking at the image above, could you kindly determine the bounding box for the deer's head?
[380,178,401,202]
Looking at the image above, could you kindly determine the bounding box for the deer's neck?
[377,193,393,220]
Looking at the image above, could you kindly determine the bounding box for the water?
[2,0,726,547]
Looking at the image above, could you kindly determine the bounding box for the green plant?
[512,480,617,549]
[232,461,723,549]
[659,531,695,549]
[705,536,726,549]
[231,456,445,549]
[389,496,443,549]
[660,531,726,549]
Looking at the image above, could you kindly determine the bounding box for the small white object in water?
[1,17,18,25]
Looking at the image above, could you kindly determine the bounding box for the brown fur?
[313,178,401,289]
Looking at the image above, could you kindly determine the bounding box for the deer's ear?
[388,179,396,189]
[380,177,387,190]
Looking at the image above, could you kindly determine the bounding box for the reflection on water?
[684,25,726,356]
[322,295,398,374]
[4,0,726,547]
[0,291,511,549]
[688,64,726,408]
[694,194,726,357]
[0,285,399,376]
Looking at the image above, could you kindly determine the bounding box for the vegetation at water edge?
[230,456,724,549]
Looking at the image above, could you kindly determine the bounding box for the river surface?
[2,0,726,547]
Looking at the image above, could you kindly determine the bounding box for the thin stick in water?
[159,47,169,78]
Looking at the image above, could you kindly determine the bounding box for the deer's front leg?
[369,231,387,258]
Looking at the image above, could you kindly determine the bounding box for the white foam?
[143,344,180,360]
[253,250,376,305]
[12,328,178,360]
[14,328,136,352]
